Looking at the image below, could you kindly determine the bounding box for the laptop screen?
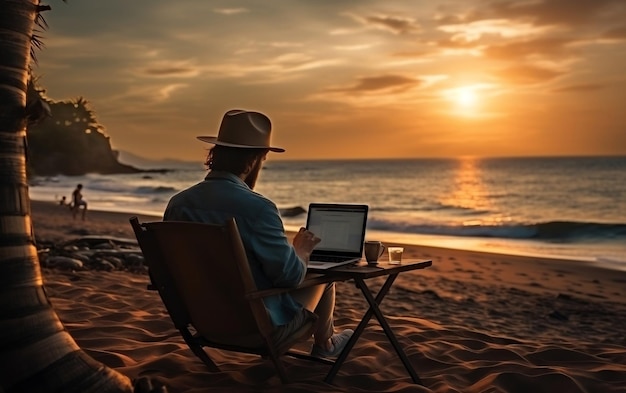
[306,203,368,256]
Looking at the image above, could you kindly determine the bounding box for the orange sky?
[36,0,626,161]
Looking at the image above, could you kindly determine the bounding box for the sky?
[35,0,626,161]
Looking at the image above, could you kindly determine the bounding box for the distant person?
[71,184,87,220]
[164,109,353,358]
[59,196,67,206]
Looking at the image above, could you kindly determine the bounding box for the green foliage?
[26,82,138,176]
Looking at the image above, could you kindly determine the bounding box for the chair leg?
[190,343,220,372]
[179,328,220,371]
[268,355,290,383]
[182,333,220,372]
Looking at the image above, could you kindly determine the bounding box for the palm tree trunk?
[0,1,132,391]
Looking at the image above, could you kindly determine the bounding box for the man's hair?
[205,145,268,174]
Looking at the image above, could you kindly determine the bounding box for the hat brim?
[197,136,285,153]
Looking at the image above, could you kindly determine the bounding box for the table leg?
[323,276,386,383]
[324,274,422,385]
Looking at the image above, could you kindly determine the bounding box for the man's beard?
[244,158,263,189]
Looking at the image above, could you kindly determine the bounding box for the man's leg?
[291,281,353,357]
[290,282,335,346]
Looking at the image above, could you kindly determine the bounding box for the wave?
[367,219,626,242]
[135,186,178,194]
[372,203,491,215]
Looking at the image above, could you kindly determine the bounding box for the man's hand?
[292,227,321,263]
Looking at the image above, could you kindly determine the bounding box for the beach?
[32,200,626,392]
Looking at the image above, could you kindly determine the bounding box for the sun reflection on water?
[439,157,501,226]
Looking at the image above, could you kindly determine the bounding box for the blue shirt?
[163,171,307,326]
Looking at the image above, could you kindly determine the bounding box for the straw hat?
[197,109,285,152]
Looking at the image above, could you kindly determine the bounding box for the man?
[164,109,353,358]
[71,184,87,220]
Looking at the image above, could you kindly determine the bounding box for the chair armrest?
[245,274,335,300]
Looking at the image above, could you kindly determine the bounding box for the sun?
[442,84,486,116]
[441,83,499,118]
[455,87,477,108]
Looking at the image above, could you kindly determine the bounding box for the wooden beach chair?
[129,217,333,383]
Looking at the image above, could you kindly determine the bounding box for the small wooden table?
[308,259,433,384]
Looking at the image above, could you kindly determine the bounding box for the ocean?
[29,156,626,270]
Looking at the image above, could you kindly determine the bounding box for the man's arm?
[249,202,308,287]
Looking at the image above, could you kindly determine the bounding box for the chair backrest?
[130,217,274,346]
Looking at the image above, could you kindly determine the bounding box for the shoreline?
[30,199,626,304]
[31,199,626,271]
[31,194,626,271]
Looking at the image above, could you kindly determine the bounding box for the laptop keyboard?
[311,255,350,263]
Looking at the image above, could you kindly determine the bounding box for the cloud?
[325,74,421,94]
[603,25,626,39]
[391,49,432,58]
[142,66,199,77]
[334,43,376,51]
[484,0,626,27]
[102,82,189,107]
[350,13,421,35]
[265,52,343,73]
[419,74,449,87]
[438,18,545,42]
[426,0,626,81]
[432,14,587,63]
[483,36,573,60]
[157,83,188,100]
[213,8,248,15]
[552,83,605,93]
[366,15,420,34]
[270,42,304,48]
[202,55,342,82]
[495,64,564,84]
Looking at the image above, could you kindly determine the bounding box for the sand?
[32,200,626,392]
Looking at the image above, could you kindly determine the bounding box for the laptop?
[305,203,369,271]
